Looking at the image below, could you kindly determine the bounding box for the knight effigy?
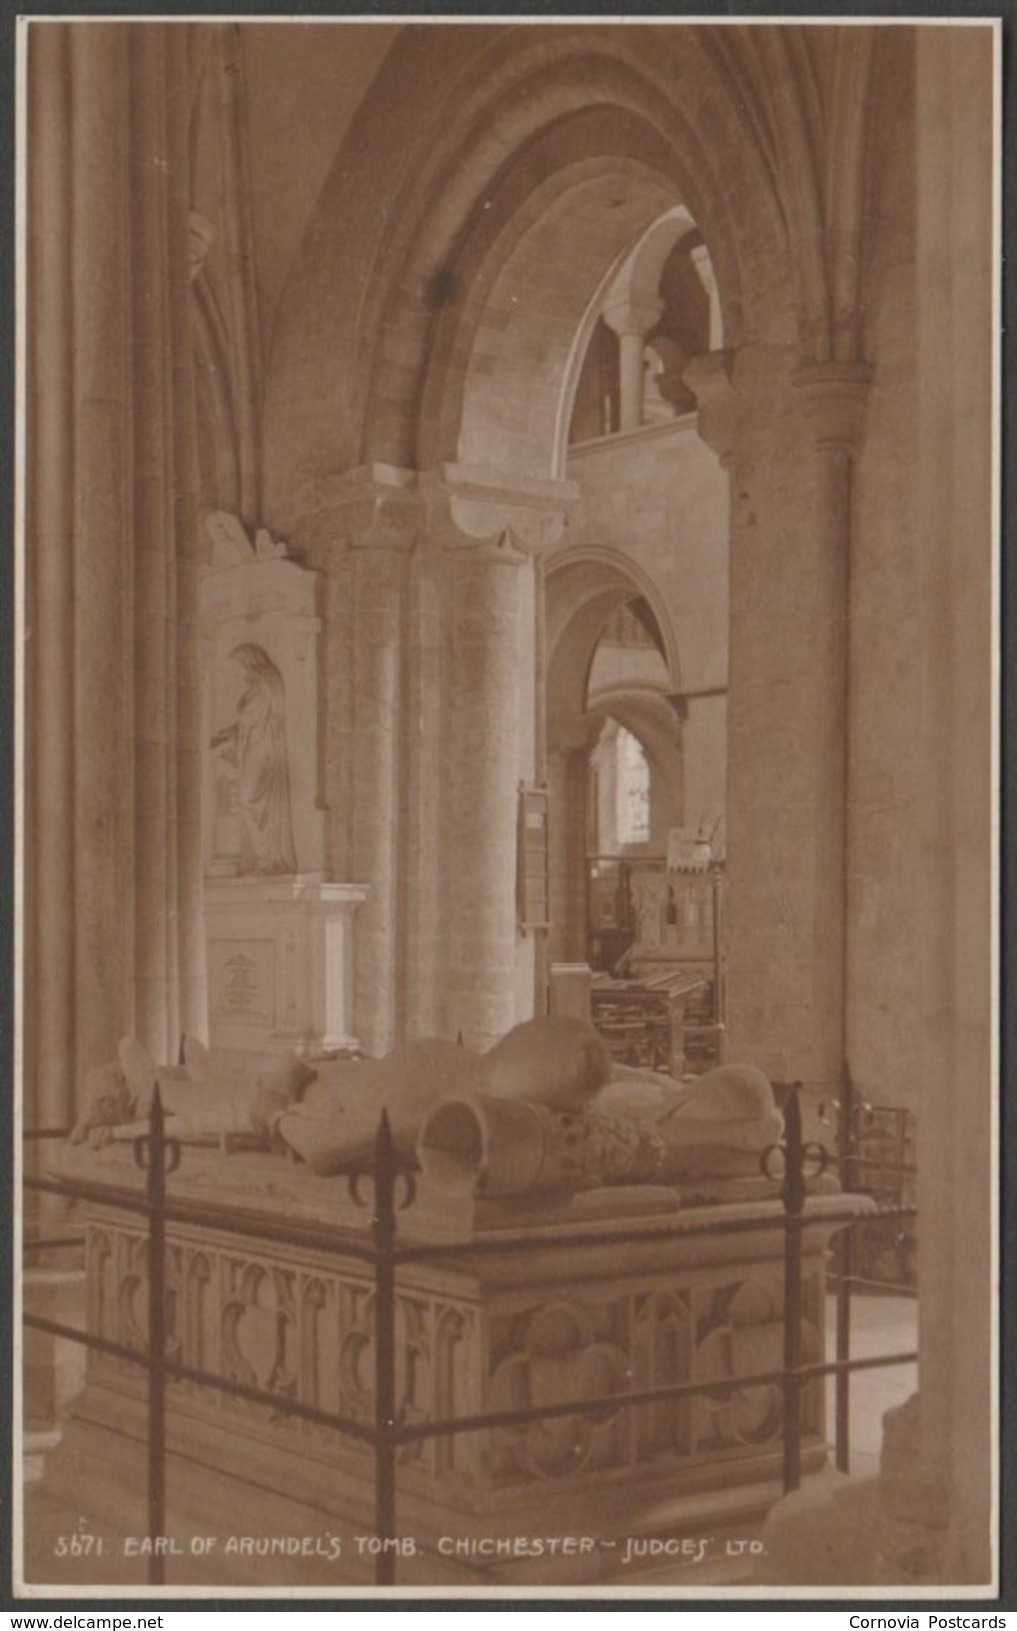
[71,1017,782,1190]
[45,1019,870,1587]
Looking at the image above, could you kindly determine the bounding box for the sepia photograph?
[15,14,999,1602]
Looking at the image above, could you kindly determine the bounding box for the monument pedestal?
[205,876,367,1056]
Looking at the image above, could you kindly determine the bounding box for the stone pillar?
[687,346,868,1090]
[288,462,570,1055]
[424,464,574,1049]
[442,539,525,1049]
[26,23,209,1124]
[22,1266,86,1485]
[790,360,872,1087]
[349,484,415,1057]
[128,24,209,1060]
[908,23,994,1585]
[602,299,664,432]
[547,716,598,964]
[26,24,75,1136]
[298,467,419,1057]
[68,23,132,1079]
[401,538,446,1038]
[167,25,210,1047]
[131,24,189,1059]
[677,694,726,839]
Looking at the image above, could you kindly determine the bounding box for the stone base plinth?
[205,876,367,1055]
[22,1268,86,1491]
[753,1395,993,1591]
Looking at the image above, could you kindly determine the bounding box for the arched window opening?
[615,725,651,846]
[567,207,718,445]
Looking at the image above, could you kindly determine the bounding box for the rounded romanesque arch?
[415,138,679,481]
[256,20,881,1065]
[262,24,816,526]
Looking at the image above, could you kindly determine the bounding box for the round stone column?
[442,537,526,1050]
[546,715,599,965]
[68,23,132,1080]
[27,23,76,1135]
[27,24,207,1125]
[302,467,420,1058]
[351,545,406,1055]
[349,508,416,1058]
[791,359,872,1088]
[602,298,664,432]
[400,539,446,1039]
[687,345,869,1090]
[908,22,994,1582]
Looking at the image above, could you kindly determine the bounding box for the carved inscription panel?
[208,939,277,1029]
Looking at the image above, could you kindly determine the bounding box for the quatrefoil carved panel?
[487,1300,629,1480]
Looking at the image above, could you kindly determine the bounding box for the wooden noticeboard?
[517,782,550,934]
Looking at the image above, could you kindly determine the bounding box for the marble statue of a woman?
[211,643,297,876]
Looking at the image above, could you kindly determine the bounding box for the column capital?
[421,462,579,562]
[288,463,421,567]
[683,348,740,467]
[792,360,874,451]
[601,297,664,341]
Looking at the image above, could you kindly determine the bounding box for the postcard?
[15,13,999,1603]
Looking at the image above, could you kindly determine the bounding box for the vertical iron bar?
[781,1083,804,1494]
[533,554,550,1021]
[146,1085,167,1587]
[835,1063,854,1472]
[711,867,723,1028]
[372,1111,398,1586]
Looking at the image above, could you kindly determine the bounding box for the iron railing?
[22,1080,918,1588]
[826,1069,919,1472]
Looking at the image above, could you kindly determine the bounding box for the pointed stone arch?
[545,545,683,717]
[543,547,684,964]
[586,686,686,843]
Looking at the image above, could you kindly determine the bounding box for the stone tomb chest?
[34,1145,869,1589]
